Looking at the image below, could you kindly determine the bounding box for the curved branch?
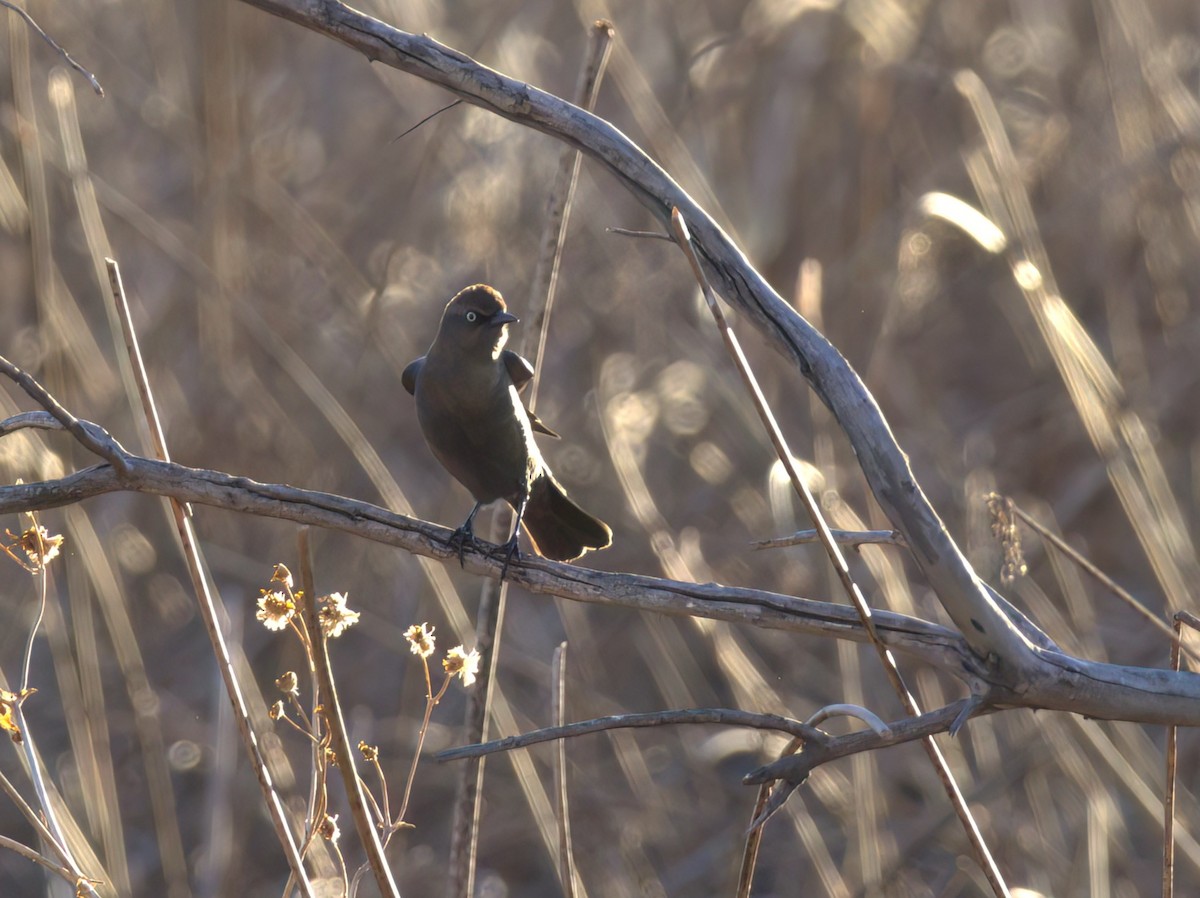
[233,0,1034,674]
[743,700,994,828]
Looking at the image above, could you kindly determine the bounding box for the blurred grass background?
[2,0,1200,895]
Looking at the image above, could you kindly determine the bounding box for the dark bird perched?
[403,284,612,576]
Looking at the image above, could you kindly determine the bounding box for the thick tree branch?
[0,439,970,674]
[233,0,1035,684]
[2,435,1200,725]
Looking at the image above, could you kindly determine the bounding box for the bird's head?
[437,284,518,358]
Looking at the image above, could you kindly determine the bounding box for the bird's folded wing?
[502,350,560,438]
[401,357,424,395]
[502,350,535,391]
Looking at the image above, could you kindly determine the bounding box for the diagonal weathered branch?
[233,0,1034,676]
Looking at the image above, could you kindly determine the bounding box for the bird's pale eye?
[465,311,478,323]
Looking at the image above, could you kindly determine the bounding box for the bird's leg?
[494,493,528,581]
[448,502,483,567]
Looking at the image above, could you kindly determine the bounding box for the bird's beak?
[492,311,519,326]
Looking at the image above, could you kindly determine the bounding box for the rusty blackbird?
[403,284,612,575]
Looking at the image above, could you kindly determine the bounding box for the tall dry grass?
[2,0,1200,895]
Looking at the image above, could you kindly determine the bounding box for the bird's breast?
[414,358,543,504]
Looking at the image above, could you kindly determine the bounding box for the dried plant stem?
[296,528,400,898]
[0,0,104,95]
[669,209,1010,897]
[447,570,499,898]
[370,754,390,828]
[527,19,615,401]
[1001,495,1199,662]
[805,703,892,734]
[1164,612,1199,898]
[19,515,47,692]
[736,770,783,898]
[103,258,316,896]
[0,833,80,883]
[0,740,90,891]
[396,663,451,829]
[447,20,613,898]
[550,642,578,898]
[5,518,99,896]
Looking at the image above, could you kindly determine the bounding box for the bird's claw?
[447,524,480,568]
[491,537,521,581]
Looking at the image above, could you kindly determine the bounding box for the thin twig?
[447,574,501,898]
[998,494,1200,663]
[0,737,87,886]
[740,700,893,894]
[805,703,892,735]
[0,834,83,886]
[669,208,1010,897]
[551,643,578,898]
[752,528,906,551]
[736,772,781,898]
[528,18,615,398]
[0,355,128,474]
[0,410,61,436]
[605,226,673,241]
[0,0,103,95]
[436,708,826,762]
[390,99,461,143]
[19,512,48,692]
[396,658,450,829]
[5,517,99,896]
[742,700,1000,823]
[1164,611,1200,898]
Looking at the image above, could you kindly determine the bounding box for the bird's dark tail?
[522,474,612,562]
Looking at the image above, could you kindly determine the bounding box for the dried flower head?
[271,563,294,590]
[74,877,103,898]
[985,493,1027,585]
[358,741,378,762]
[443,645,481,687]
[318,814,340,842]
[275,671,298,695]
[405,623,436,658]
[256,589,295,631]
[5,525,64,573]
[0,691,21,744]
[318,592,360,638]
